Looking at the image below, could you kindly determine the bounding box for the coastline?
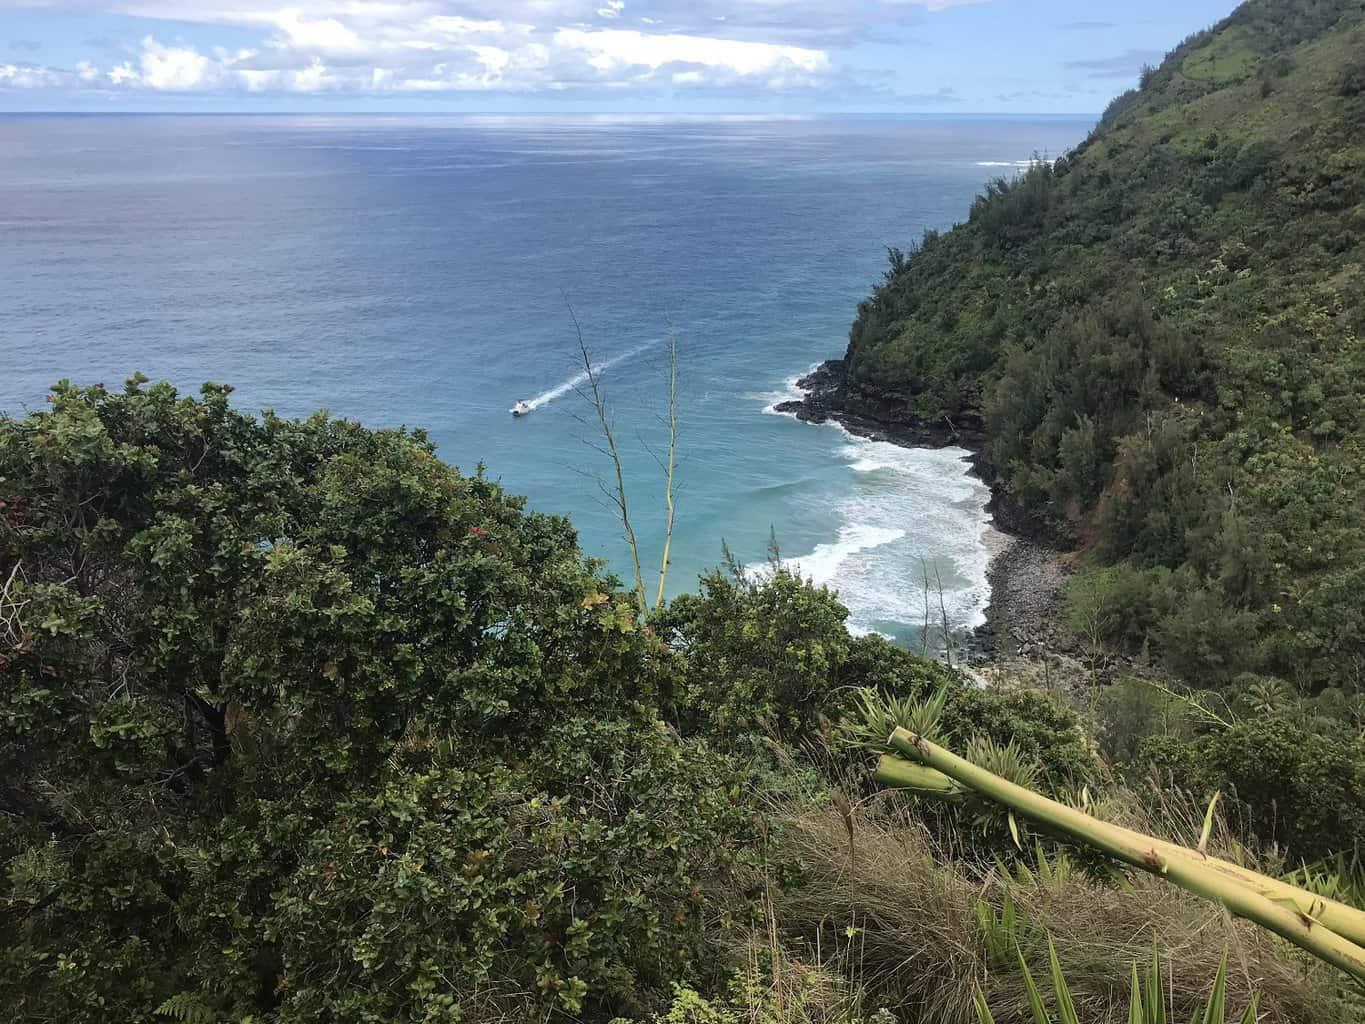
[774,359,1073,665]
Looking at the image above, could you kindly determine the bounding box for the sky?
[0,0,1242,114]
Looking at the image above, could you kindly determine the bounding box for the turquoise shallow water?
[0,113,1090,641]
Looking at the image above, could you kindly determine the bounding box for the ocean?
[0,113,1090,642]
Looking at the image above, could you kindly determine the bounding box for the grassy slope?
[845,0,1365,690]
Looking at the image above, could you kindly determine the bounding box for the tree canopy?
[0,378,757,1021]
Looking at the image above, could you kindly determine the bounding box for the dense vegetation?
[845,0,1365,695]
[6,3,1365,1019]
[3,379,1355,1022]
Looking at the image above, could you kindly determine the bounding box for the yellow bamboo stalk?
[1110,817,1365,948]
[875,753,1365,948]
[874,756,963,794]
[881,731,1365,984]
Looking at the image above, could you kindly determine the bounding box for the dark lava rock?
[774,359,986,450]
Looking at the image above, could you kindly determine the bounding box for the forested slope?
[845,0,1365,690]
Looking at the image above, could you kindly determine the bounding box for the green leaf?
[1128,962,1144,1024]
[1017,944,1052,1024]
[154,993,218,1024]
[1198,792,1221,855]
[1047,935,1080,1024]
[1146,939,1166,1024]
[973,984,997,1024]
[1200,955,1227,1024]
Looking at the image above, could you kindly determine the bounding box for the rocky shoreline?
[775,359,1077,668]
[773,359,987,450]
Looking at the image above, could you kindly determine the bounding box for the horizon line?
[0,109,1100,119]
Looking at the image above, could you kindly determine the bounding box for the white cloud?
[107,61,140,85]
[267,11,365,56]
[138,36,214,90]
[554,27,827,77]
[288,58,332,90]
[0,0,981,96]
[237,66,276,90]
[0,63,69,88]
[424,16,506,37]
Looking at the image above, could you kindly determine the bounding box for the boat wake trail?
[525,340,661,411]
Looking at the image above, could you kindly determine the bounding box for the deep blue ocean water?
[0,113,1090,641]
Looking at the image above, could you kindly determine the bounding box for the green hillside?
[845,0,1365,691]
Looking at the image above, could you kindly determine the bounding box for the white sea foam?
[975,159,1036,169]
[776,523,906,587]
[844,441,898,474]
[848,457,886,472]
[751,361,822,416]
[523,340,661,411]
[757,421,997,639]
[846,623,896,640]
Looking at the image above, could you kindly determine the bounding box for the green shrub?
[653,564,855,739]
[1336,58,1365,96]
[0,379,758,1022]
[1154,588,1264,684]
[1139,714,1365,861]
[246,718,756,1020]
[1098,677,1199,764]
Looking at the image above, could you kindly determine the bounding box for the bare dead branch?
[1,560,29,652]
[652,328,679,611]
[933,562,954,669]
[565,299,649,615]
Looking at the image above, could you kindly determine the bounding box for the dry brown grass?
[754,800,1348,1024]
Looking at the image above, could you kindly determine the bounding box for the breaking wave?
[750,375,997,640]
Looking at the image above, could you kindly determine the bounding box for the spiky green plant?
[838,685,949,752]
[874,730,1042,848]
[1030,841,1076,886]
[1287,850,1365,909]
[966,736,1042,791]
[971,940,1257,1024]
[976,885,1037,968]
[963,736,1041,847]
[1241,676,1296,715]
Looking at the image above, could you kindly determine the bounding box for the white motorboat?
[510,400,533,417]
